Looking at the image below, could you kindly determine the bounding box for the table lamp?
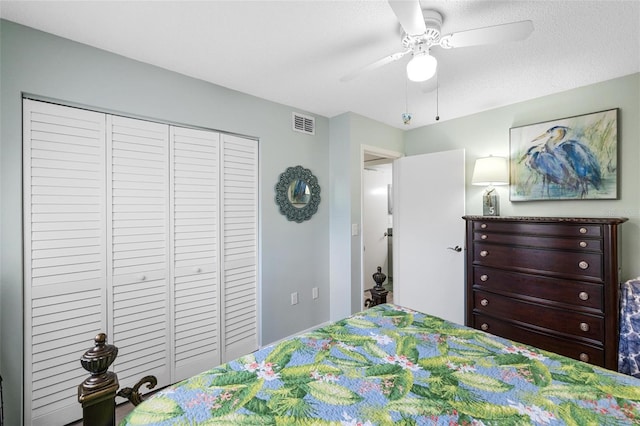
[471,156,509,216]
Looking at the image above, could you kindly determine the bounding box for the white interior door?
[23,99,259,425]
[23,99,107,426]
[363,166,392,291]
[171,126,221,381]
[107,115,171,390]
[393,149,466,324]
[220,133,258,362]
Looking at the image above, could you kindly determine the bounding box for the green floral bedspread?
[122,304,640,425]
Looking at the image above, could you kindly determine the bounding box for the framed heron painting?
[509,108,618,201]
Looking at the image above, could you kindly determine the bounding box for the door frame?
[360,145,403,309]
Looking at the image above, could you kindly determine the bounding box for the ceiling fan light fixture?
[406,52,437,82]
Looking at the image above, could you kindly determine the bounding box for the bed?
[111,303,640,425]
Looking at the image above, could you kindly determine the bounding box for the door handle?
[447,245,462,252]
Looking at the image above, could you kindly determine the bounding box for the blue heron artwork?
[510,109,617,201]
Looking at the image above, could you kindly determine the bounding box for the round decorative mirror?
[275,165,320,222]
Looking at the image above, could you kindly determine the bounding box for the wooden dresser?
[463,216,627,370]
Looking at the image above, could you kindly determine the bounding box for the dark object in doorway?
[365,266,389,308]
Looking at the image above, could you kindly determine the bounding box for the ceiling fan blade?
[440,20,534,49]
[340,50,411,82]
[388,0,426,36]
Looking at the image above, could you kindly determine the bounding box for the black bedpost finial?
[372,266,386,290]
[80,333,118,384]
[365,266,389,308]
[78,333,119,426]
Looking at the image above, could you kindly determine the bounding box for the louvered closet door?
[170,126,221,380]
[221,134,258,361]
[107,116,171,389]
[23,100,107,426]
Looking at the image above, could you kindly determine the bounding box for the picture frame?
[509,108,618,201]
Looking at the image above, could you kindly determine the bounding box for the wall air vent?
[292,112,315,135]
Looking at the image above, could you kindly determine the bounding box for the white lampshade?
[472,156,509,186]
[406,52,437,82]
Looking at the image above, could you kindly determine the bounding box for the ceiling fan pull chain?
[435,71,440,121]
[402,78,412,125]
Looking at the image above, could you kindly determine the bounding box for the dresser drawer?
[473,290,604,342]
[472,243,603,281]
[473,267,603,312]
[473,232,602,252]
[472,313,604,366]
[473,221,602,238]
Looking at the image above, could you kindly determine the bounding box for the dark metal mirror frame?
[275,165,321,223]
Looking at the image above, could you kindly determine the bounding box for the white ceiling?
[1,0,639,129]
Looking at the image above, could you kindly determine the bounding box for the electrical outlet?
[291,292,298,305]
[312,287,319,299]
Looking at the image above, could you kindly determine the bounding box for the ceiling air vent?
[292,112,315,135]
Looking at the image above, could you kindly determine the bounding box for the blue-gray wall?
[404,73,640,281]
[329,112,403,321]
[0,20,331,425]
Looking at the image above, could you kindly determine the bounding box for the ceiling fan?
[341,0,534,83]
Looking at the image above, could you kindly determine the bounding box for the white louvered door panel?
[107,116,171,389]
[221,134,258,361]
[170,126,221,380]
[23,100,107,426]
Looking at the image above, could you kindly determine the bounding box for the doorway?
[361,146,402,309]
[361,148,466,323]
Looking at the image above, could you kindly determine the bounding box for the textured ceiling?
[1,0,639,129]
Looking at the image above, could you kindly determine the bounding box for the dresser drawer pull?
[480,223,487,229]
[579,322,590,332]
[480,274,488,282]
[579,241,588,248]
[579,353,590,362]
[480,250,489,257]
[139,274,146,281]
[578,291,589,301]
[481,234,488,240]
[578,261,589,270]
[481,323,489,331]
[579,227,588,234]
[480,298,489,306]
